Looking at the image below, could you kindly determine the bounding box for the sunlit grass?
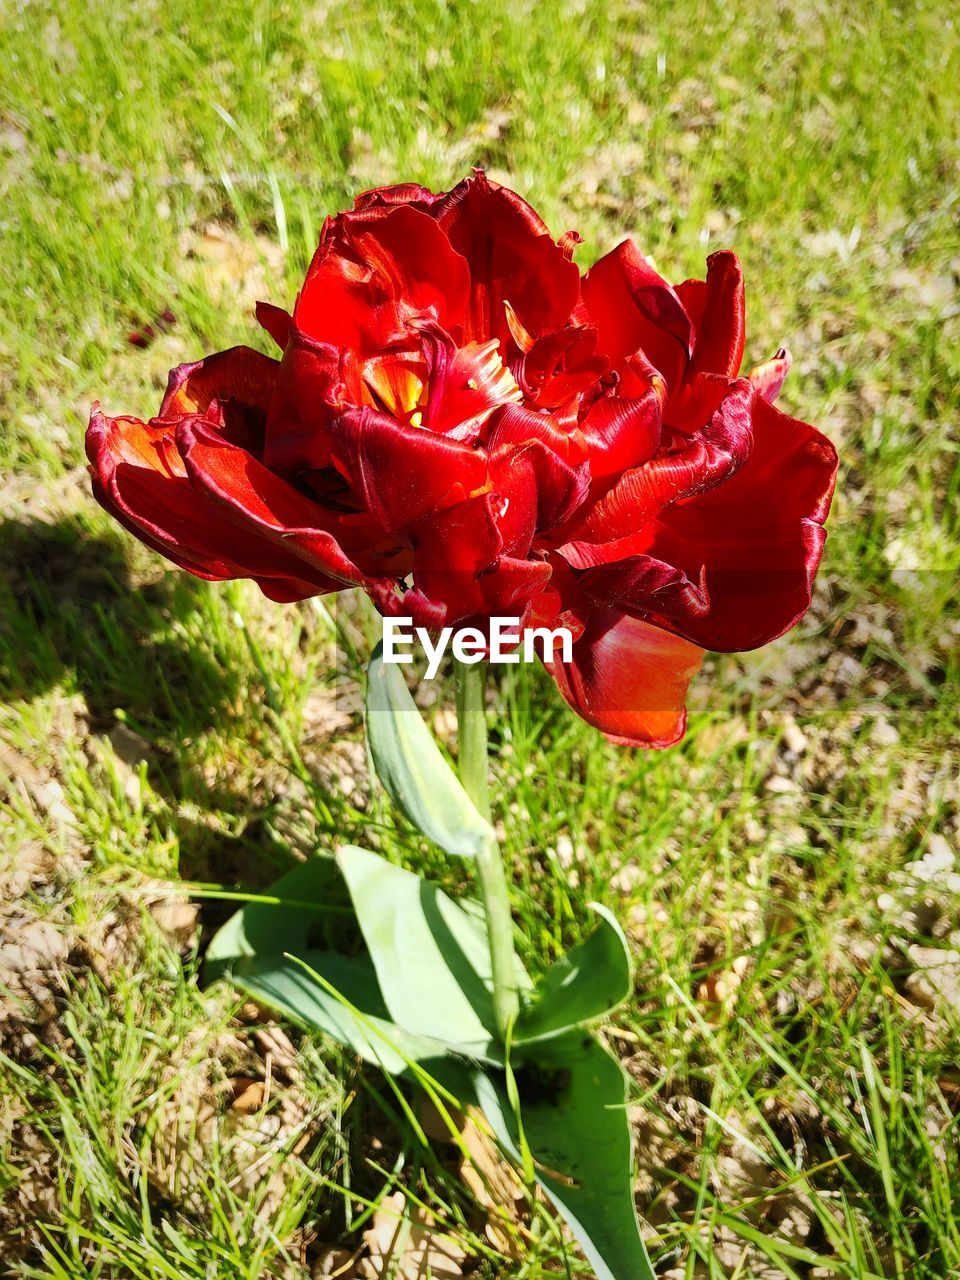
[1,0,958,1275]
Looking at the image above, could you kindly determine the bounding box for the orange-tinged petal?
[160,346,279,438]
[746,347,791,404]
[86,407,326,598]
[418,324,522,440]
[545,611,704,748]
[361,350,427,421]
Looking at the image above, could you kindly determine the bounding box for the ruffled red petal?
[417,323,522,440]
[255,300,293,351]
[485,398,588,468]
[675,250,745,380]
[409,493,554,629]
[647,395,838,650]
[323,405,489,536]
[478,554,552,622]
[569,377,753,544]
[295,204,471,350]
[408,492,503,623]
[486,404,589,554]
[262,330,344,476]
[580,379,662,482]
[177,418,418,612]
[352,182,445,216]
[86,408,326,599]
[515,324,609,411]
[564,551,710,632]
[581,239,694,392]
[432,172,581,348]
[160,346,278,428]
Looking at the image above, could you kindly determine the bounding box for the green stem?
[454,659,519,1041]
[455,656,490,822]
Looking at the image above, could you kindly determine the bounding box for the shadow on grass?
[0,511,248,835]
[0,513,238,735]
[179,820,305,932]
[0,512,322,889]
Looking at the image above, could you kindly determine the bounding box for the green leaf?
[337,844,520,1062]
[437,1033,655,1280]
[516,903,632,1044]
[365,642,494,858]
[204,858,451,1073]
[203,857,342,974]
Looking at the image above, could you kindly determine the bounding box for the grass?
[1,0,959,1275]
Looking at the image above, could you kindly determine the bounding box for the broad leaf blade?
[336,844,507,1061]
[516,903,632,1043]
[205,859,447,1072]
[366,642,494,859]
[438,1034,655,1280]
[227,949,446,1073]
[204,856,343,967]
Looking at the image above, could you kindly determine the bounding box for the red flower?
[87,173,836,747]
